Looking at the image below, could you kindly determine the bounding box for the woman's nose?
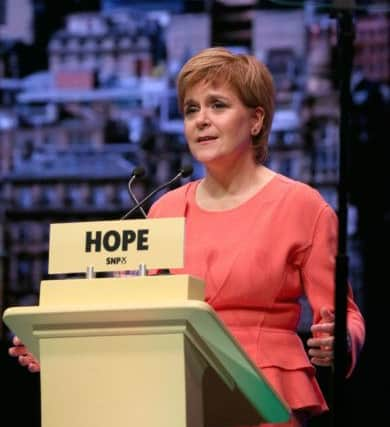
[195,109,210,128]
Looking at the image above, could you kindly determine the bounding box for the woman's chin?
[190,148,224,165]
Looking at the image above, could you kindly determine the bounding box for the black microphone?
[126,166,147,218]
[120,164,193,220]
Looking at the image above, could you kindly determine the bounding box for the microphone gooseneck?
[126,167,147,218]
[120,164,193,220]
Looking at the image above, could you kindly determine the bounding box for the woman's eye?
[212,101,226,109]
[184,105,198,115]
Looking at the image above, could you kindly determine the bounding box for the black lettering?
[96,229,149,253]
[103,230,121,252]
[85,231,102,252]
[137,229,149,250]
[106,256,122,265]
[122,230,136,250]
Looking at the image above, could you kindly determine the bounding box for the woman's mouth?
[197,136,218,143]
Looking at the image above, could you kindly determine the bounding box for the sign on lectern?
[48,217,185,274]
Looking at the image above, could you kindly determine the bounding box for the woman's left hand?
[307,307,335,367]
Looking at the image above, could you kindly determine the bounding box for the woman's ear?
[251,106,264,136]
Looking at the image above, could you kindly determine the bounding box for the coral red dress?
[148,173,365,420]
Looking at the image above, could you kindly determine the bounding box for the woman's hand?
[8,336,40,373]
[307,307,335,367]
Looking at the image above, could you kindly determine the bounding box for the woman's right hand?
[8,336,40,373]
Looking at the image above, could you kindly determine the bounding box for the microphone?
[126,166,147,218]
[120,164,193,220]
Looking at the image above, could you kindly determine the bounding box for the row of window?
[267,146,338,183]
[9,221,50,244]
[49,36,150,52]
[9,183,146,209]
[50,54,151,77]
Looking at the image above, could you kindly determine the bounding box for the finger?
[19,355,29,366]
[311,323,334,336]
[28,363,40,373]
[308,348,333,358]
[320,307,335,322]
[312,322,334,331]
[12,336,23,346]
[307,336,331,348]
[311,356,333,367]
[307,336,334,348]
[8,347,17,357]
[19,355,36,367]
[9,346,28,357]
[8,345,28,356]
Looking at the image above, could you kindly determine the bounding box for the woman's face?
[183,81,263,167]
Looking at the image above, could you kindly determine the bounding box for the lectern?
[3,218,290,427]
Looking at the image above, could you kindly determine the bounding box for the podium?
[3,274,290,427]
[3,218,290,426]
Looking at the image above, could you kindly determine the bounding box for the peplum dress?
[148,173,365,418]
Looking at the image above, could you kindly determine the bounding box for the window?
[18,187,33,208]
[91,185,107,207]
[41,185,58,206]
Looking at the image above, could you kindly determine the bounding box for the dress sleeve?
[301,205,365,377]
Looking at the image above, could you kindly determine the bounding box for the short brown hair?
[177,47,275,163]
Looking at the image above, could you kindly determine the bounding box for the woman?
[147,47,365,426]
[9,48,365,426]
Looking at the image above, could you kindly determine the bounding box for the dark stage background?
[1,1,389,426]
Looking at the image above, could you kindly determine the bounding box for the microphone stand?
[127,170,147,218]
[330,1,355,426]
[121,166,193,220]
